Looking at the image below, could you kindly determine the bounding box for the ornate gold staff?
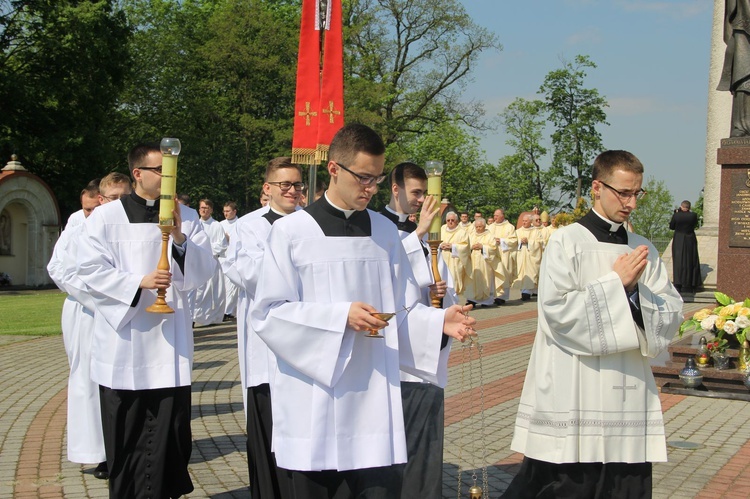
[426,160,444,309]
[146,137,181,314]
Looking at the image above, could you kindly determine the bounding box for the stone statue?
[718,0,750,136]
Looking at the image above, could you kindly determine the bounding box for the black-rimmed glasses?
[599,180,646,202]
[137,166,163,175]
[267,181,306,192]
[334,162,387,186]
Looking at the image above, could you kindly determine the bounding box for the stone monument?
[715,0,750,300]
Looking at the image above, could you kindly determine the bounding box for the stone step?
[654,359,749,384]
[678,289,719,304]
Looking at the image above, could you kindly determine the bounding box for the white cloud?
[607,97,662,116]
[566,27,603,46]
[614,0,709,19]
[607,96,704,117]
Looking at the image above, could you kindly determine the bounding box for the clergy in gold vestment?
[465,219,498,306]
[488,209,517,303]
[440,212,471,297]
[512,214,544,301]
[502,150,683,499]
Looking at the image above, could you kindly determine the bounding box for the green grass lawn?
[0,291,65,336]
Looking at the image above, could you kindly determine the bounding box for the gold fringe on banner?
[292,148,318,166]
[315,144,330,164]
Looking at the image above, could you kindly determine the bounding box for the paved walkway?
[1,293,749,498]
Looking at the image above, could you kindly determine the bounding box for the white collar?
[592,208,624,232]
[325,192,357,219]
[385,205,409,222]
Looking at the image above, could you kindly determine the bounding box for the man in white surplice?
[380,161,470,499]
[47,176,128,478]
[77,143,216,498]
[502,150,683,498]
[250,124,474,498]
[220,201,240,318]
[193,198,227,326]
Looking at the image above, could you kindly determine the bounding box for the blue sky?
[460,0,713,204]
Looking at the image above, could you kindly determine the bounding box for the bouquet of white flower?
[679,292,750,353]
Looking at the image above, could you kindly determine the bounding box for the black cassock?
[669,209,702,292]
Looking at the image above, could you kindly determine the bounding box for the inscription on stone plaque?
[721,137,750,148]
[729,170,750,247]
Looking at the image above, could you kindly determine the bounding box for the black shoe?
[494,298,506,306]
[466,300,477,307]
[94,461,109,480]
[521,293,531,301]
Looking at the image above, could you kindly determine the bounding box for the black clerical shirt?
[304,195,371,237]
[262,209,284,226]
[576,210,644,329]
[121,191,186,306]
[380,207,448,349]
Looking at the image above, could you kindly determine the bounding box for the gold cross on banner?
[322,100,341,124]
[298,102,318,126]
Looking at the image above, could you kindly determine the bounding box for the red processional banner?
[291,0,344,165]
[315,0,344,162]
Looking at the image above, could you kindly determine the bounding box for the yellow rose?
[693,309,711,321]
[732,303,743,314]
[720,306,734,317]
[739,307,750,317]
[715,317,727,330]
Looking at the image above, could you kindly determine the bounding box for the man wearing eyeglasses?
[250,124,475,498]
[502,150,683,499]
[440,211,471,298]
[48,174,130,480]
[76,142,216,498]
[223,156,304,498]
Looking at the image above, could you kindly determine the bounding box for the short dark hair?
[81,178,101,199]
[177,193,191,206]
[264,156,302,182]
[199,199,214,210]
[592,150,644,181]
[681,200,691,210]
[127,142,161,177]
[328,124,385,166]
[390,162,427,188]
[224,201,238,211]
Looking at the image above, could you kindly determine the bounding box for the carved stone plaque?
[729,169,750,247]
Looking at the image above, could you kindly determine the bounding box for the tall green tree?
[539,55,608,205]
[499,97,570,215]
[117,0,298,212]
[629,176,674,241]
[0,0,131,217]
[344,0,501,146]
[392,118,492,214]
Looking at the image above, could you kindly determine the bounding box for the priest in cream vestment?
[440,211,471,298]
[489,209,517,303]
[512,214,545,300]
[465,218,498,306]
[503,150,683,498]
